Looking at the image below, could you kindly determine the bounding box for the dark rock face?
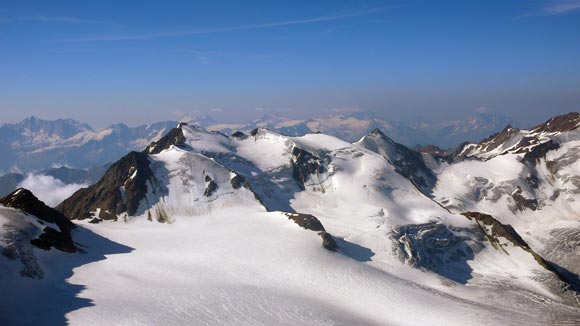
[521,140,560,164]
[145,125,187,154]
[1,189,73,233]
[478,126,519,153]
[0,189,76,253]
[30,227,76,252]
[363,129,436,192]
[291,146,327,191]
[204,180,218,197]
[530,112,580,134]
[443,113,579,163]
[511,187,539,211]
[525,173,540,189]
[284,212,339,251]
[318,232,339,251]
[57,151,156,220]
[417,143,462,164]
[443,142,471,162]
[462,212,529,251]
[230,174,250,189]
[285,213,326,232]
[231,131,248,140]
[449,126,521,162]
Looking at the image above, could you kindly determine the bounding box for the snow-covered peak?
[355,128,402,159]
[455,125,525,160]
[448,112,580,162]
[355,128,436,192]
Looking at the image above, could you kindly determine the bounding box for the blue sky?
[1,0,579,127]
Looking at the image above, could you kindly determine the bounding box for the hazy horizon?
[0,107,569,131]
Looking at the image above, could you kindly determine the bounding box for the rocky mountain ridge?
[0,112,517,174]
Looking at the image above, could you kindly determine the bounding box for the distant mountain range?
[0,112,518,174]
[197,111,518,148]
[0,116,177,173]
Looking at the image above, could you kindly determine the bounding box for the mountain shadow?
[335,238,375,263]
[391,222,475,284]
[0,226,134,325]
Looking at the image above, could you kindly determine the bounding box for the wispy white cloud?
[543,0,580,15]
[0,15,121,26]
[56,6,393,42]
[17,174,87,207]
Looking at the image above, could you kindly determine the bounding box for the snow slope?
[159,125,578,306]
[5,208,579,325]
[432,113,580,293]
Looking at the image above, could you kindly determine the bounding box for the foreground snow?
[3,207,579,325]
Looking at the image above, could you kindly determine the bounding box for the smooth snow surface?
[3,209,578,326]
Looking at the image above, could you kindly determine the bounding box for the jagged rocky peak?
[0,188,77,253]
[359,127,411,153]
[57,151,155,220]
[249,127,271,137]
[56,124,263,223]
[531,112,580,134]
[478,125,520,149]
[231,130,248,140]
[369,127,388,138]
[363,128,399,147]
[452,112,580,162]
[507,112,580,161]
[452,125,523,161]
[1,188,73,232]
[145,123,187,154]
[357,127,436,192]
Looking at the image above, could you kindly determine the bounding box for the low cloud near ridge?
[18,174,87,207]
